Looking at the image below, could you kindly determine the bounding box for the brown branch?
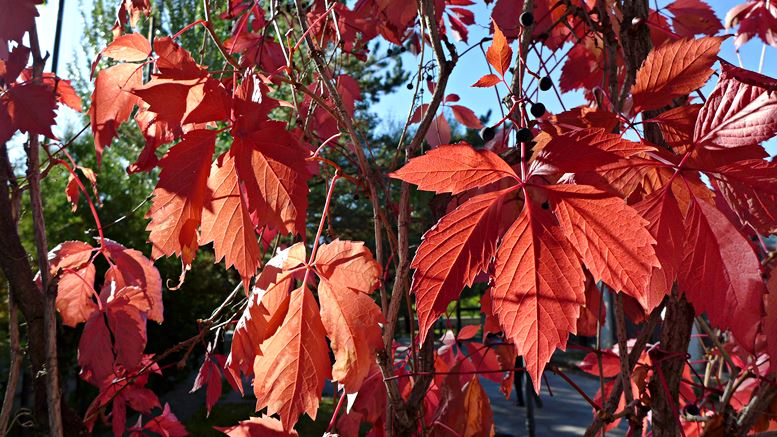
[0,291,22,435]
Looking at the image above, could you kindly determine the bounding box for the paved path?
[482,372,626,437]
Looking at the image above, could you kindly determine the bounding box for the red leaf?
[146,129,215,266]
[0,0,40,43]
[103,239,164,323]
[451,105,483,129]
[231,124,311,236]
[132,75,230,127]
[225,247,294,388]
[694,62,777,150]
[143,403,188,437]
[190,353,223,416]
[100,33,152,62]
[49,240,94,274]
[631,36,724,113]
[492,205,585,390]
[678,197,765,350]
[547,184,659,304]
[412,188,512,344]
[1,46,31,83]
[3,81,57,138]
[725,0,777,48]
[253,287,331,431]
[766,269,777,374]
[432,376,495,437]
[78,306,115,386]
[712,159,777,234]
[457,324,480,341]
[216,415,298,436]
[472,74,501,88]
[90,63,143,162]
[425,114,452,147]
[56,263,97,327]
[579,349,620,377]
[576,271,605,337]
[633,189,685,313]
[390,143,518,194]
[667,0,723,38]
[529,128,654,177]
[314,239,381,295]
[486,22,512,76]
[648,104,701,149]
[199,153,262,283]
[318,277,384,393]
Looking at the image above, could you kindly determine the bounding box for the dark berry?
[400,46,407,53]
[516,127,533,143]
[406,83,414,90]
[480,126,496,142]
[520,11,534,27]
[509,67,515,74]
[386,48,393,56]
[541,201,549,210]
[426,74,434,82]
[684,404,701,416]
[530,102,546,118]
[539,76,553,91]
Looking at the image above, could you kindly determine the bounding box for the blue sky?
[33,0,776,153]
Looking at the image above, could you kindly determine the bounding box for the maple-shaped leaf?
[648,104,701,149]
[56,263,97,327]
[411,189,513,344]
[103,239,164,323]
[253,287,331,431]
[486,22,512,76]
[314,239,381,294]
[711,158,777,234]
[200,153,262,283]
[190,352,223,416]
[143,403,188,437]
[766,269,777,374]
[0,0,40,43]
[231,125,311,236]
[492,205,585,390]
[90,63,143,162]
[146,129,216,266]
[3,81,57,138]
[546,184,659,304]
[678,197,765,350]
[216,415,298,437]
[694,62,777,150]
[633,189,685,313]
[390,143,519,194]
[18,69,84,113]
[666,0,723,38]
[631,36,724,113]
[318,277,384,393]
[529,128,654,177]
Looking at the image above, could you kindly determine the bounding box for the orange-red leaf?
[101,33,152,62]
[631,36,724,113]
[314,239,380,294]
[678,197,765,350]
[56,264,97,327]
[200,153,262,283]
[412,188,512,344]
[390,143,518,195]
[472,74,501,88]
[146,129,215,266]
[486,23,512,76]
[103,240,164,323]
[451,105,483,129]
[90,63,142,162]
[3,81,57,138]
[216,415,298,437]
[318,278,384,393]
[253,287,331,431]
[492,205,585,391]
[546,184,659,304]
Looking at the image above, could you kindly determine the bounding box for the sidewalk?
[481,371,626,437]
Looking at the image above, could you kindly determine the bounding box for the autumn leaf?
[472,74,501,88]
[142,403,188,437]
[146,129,216,266]
[56,264,97,327]
[216,415,298,437]
[90,63,143,162]
[200,153,262,284]
[313,239,380,294]
[631,36,725,113]
[492,204,585,390]
[486,22,512,76]
[451,105,483,129]
[390,143,519,195]
[190,352,224,416]
[678,196,765,350]
[546,184,659,305]
[3,81,57,138]
[253,287,331,431]
[694,62,777,150]
[103,239,164,323]
[411,189,513,344]
[101,33,152,62]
